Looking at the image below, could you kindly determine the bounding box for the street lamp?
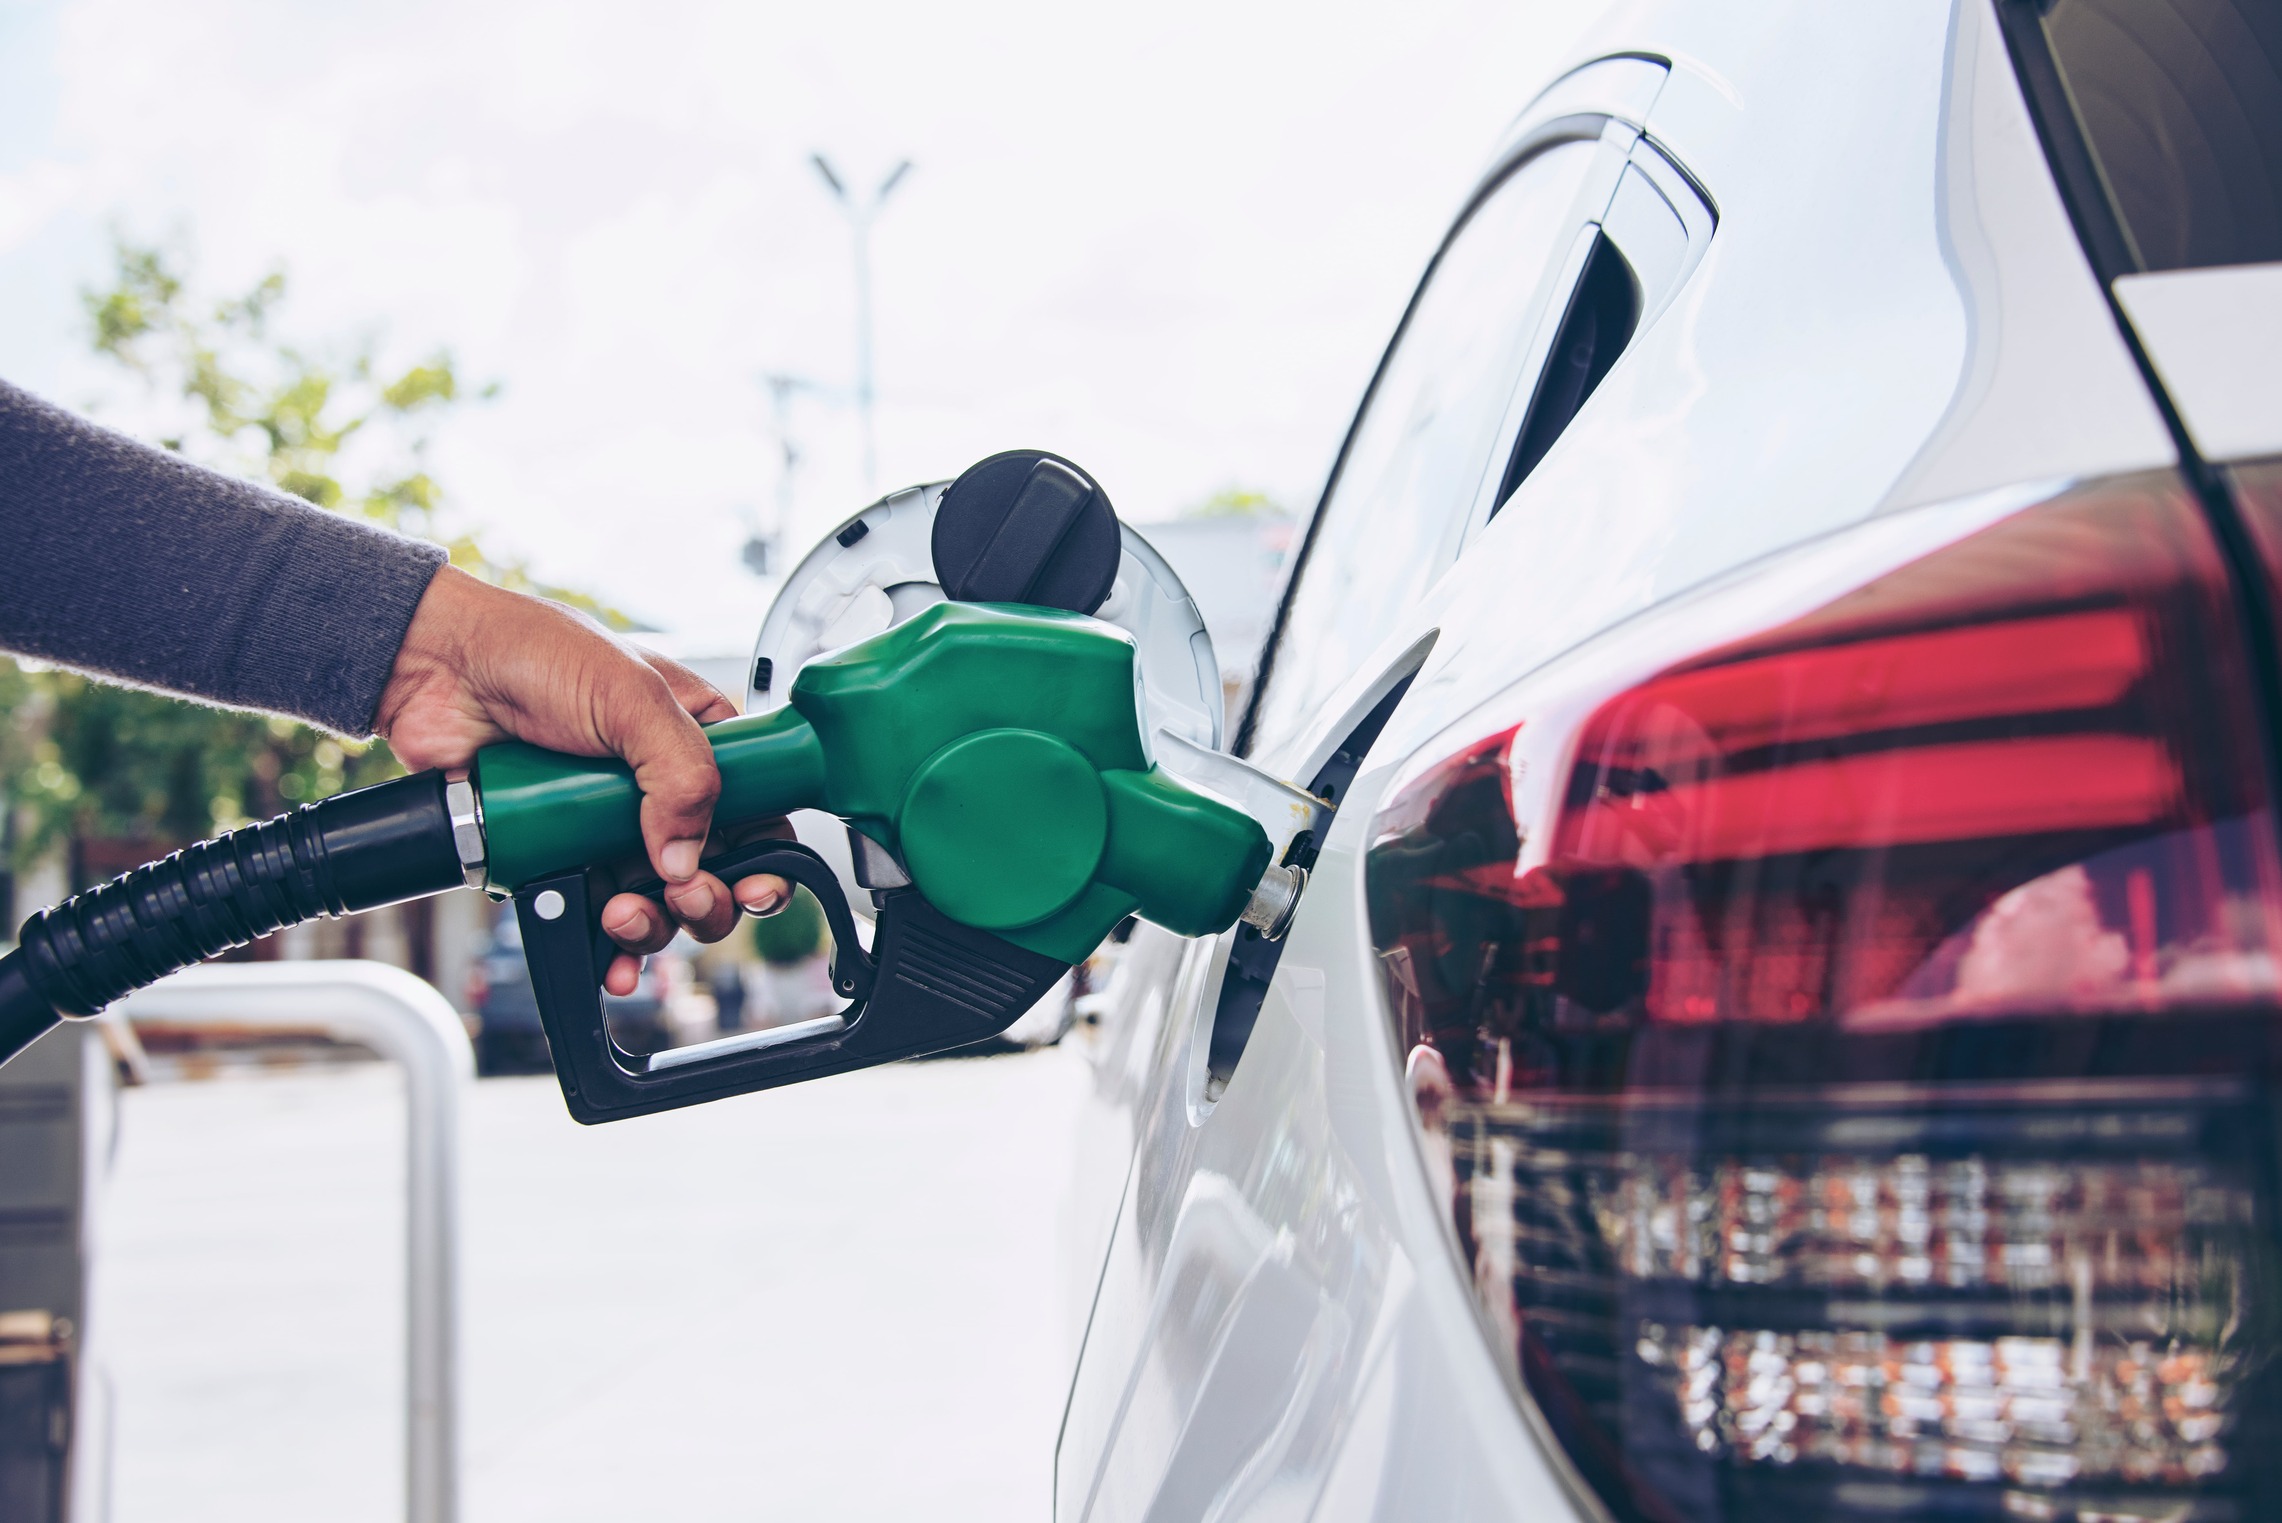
[743,371,819,578]
[810,152,913,493]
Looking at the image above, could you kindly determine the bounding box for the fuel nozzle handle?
[483,600,1287,1123]
[469,706,829,890]
[469,600,1278,967]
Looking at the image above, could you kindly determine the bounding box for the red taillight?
[1367,475,2282,1523]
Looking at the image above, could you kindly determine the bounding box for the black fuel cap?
[931,449,1121,615]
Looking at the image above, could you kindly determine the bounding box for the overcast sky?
[0,0,1597,647]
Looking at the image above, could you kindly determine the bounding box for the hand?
[373,565,791,994]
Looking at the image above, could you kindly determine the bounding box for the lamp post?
[744,371,819,578]
[810,153,913,493]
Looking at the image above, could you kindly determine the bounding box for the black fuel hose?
[0,770,469,1068]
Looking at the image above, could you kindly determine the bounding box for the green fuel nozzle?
[466,597,1295,1120]
[471,601,1280,965]
[0,452,1316,1120]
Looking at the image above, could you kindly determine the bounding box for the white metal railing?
[117,960,472,1523]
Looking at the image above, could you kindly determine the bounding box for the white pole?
[117,961,472,1523]
[812,155,912,494]
[853,207,877,491]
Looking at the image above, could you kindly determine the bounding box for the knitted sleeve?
[0,378,447,735]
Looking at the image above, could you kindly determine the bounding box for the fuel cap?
[930,449,1122,614]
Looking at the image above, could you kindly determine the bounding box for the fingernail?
[603,904,648,938]
[737,882,786,915]
[669,880,717,921]
[661,839,702,881]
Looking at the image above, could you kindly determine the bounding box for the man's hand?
[373,565,790,995]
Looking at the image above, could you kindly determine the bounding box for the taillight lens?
[1368,475,2282,1523]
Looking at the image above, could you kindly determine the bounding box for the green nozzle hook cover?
[469,603,1271,964]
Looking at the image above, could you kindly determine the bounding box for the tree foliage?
[749,886,827,966]
[1185,486,1285,520]
[4,238,614,880]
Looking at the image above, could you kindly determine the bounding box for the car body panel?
[1874,0,2182,511]
[1059,2,2195,1517]
[1060,476,2059,1519]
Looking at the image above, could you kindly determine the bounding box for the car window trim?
[1614,133,1717,322]
[1455,133,1718,551]
[1236,116,1613,756]
[1454,220,1608,547]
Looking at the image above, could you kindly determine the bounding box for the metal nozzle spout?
[1240,862,1308,941]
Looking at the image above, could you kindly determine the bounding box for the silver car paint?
[1057,3,2180,1518]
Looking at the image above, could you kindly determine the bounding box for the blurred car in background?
[1056,5,2282,1522]
[465,907,546,1075]
[466,905,698,1075]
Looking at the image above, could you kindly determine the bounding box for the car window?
[2036,0,2282,271]
[1246,138,1602,752]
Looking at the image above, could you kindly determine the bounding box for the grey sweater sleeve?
[0,378,448,735]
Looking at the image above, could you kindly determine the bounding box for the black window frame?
[1995,0,2148,284]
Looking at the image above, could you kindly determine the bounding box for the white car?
[1056,5,2282,1522]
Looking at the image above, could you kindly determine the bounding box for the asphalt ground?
[91,1044,1089,1521]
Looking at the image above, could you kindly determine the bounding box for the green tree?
[3,238,615,884]
[749,887,827,965]
[1185,486,1285,520]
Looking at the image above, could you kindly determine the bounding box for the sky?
[0,0,1599,649]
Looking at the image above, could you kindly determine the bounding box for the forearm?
[0,378,446,734]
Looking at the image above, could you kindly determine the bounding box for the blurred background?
[0,0,1593,1517]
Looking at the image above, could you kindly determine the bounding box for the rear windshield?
[2035,0,2282,271]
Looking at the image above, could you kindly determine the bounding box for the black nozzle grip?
[518,841,1071,1124]
[607,841,874,1005]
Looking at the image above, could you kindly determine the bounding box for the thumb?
[595,665,722,883]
